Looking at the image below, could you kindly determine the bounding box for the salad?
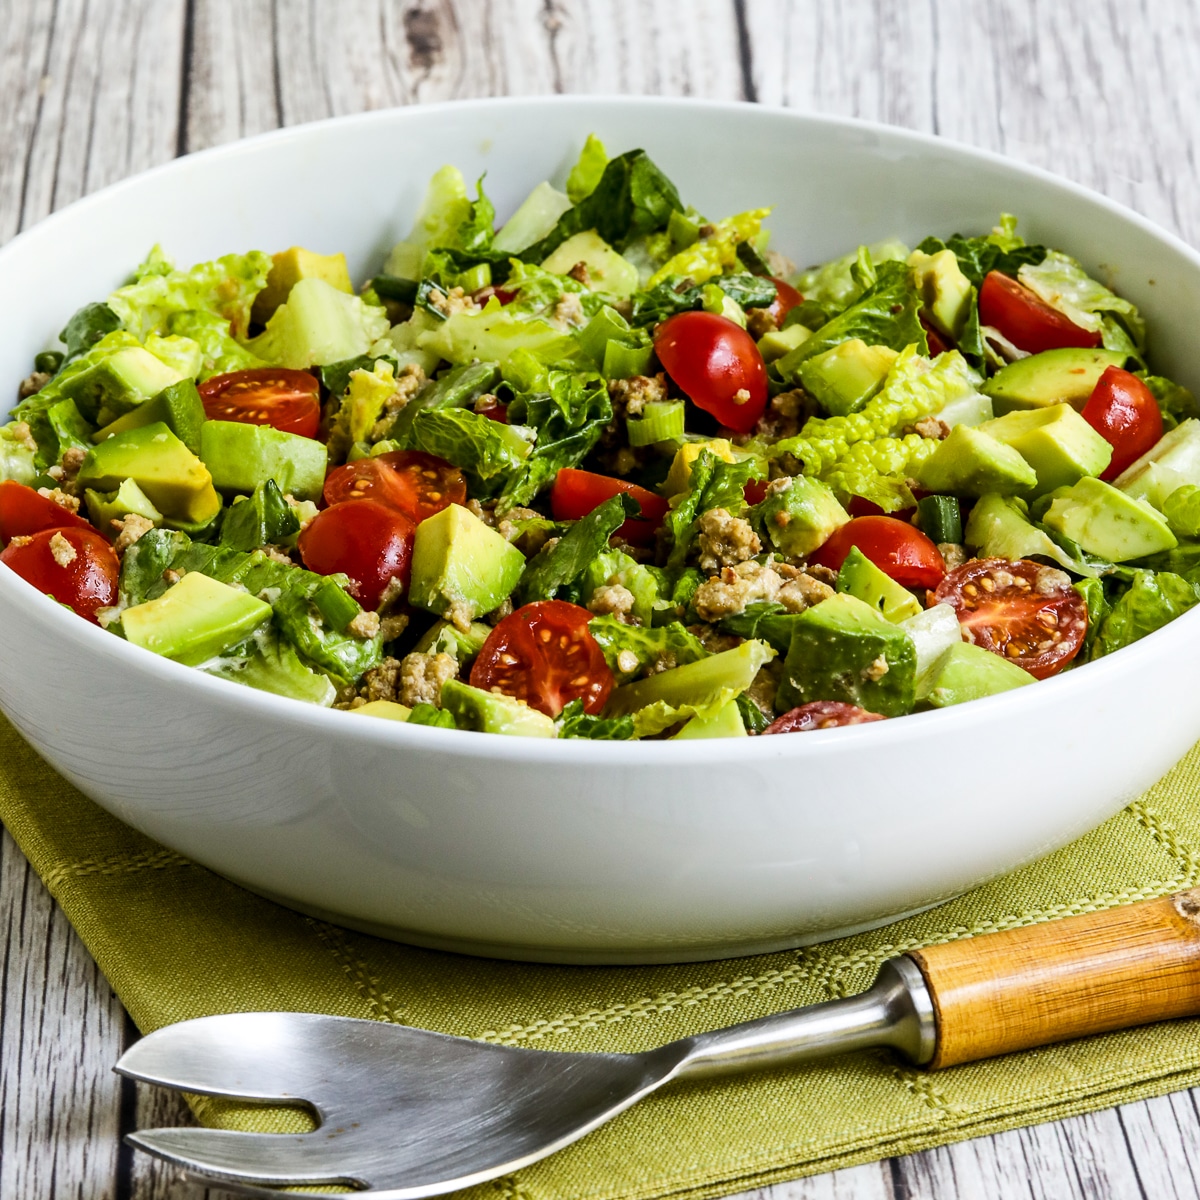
[3,135,1199,741]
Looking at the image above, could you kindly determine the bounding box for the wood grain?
[910,888,1200,1068]
[2,2,1200,1199]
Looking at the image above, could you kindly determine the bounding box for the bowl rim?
[3,94,1198,764]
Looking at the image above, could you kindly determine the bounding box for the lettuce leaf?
[646,209,771,289]
[1018,251,1146,354]
[588,615,708,684]
[416,299,576,366]
[1137,372,1200,431]
[915,222,1046,288]
[167,310,264,379]
[108,247,271,341]
[1092,569,1200,657]
[662,449,764,573]
[555,698,635,740]
[409,407,533,497]
[794,239,910,312]
[0,423,37,485]
[519,149,682,262]
[628,273,776,326]
[59,302,122,367]
[566,135,609,205]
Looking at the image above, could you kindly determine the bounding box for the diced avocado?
[1115,419,1200,509]
[440,678,555,737]
[935,391,994,429]
[60,345,189,427]
[201,627,337,706]
[924,641,1034,708]
[607,640,775,732]
[979,403,1113,494]
[85,478,164,538]
[93,379,207,455]
[246,278,389,369]
[77,422,222,525]
[199,420,328,501]
[409,503,526,623]
[251,247,354,326]
[413,618,493,661]
[122,572,271,667]
[353,700,414,722]
[672,699,747,739]
[776,592,916,717]
[797,339,899,417]
[916,424,1038,497]
[837,546,921,623]
[898,603,963,700]
[908,248,974,341]
[1042,476,1176,561]
[757,323,811,363]
[540,231,639,298]
[0,422,37,485]
[664,438,738,496]
[983,347,1126,415]
[754,475,850,557]
[493,182,573,255]
[964,492,1089,576]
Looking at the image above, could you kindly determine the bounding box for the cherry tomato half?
[297,499,415,610]
[653,311,768,434]
[470,599,613,717]
[0,481,94,545]
[324,451,467,525]
[550,468,669,546]
[767,277,803,326]
[0,527,119,622]
[1081,366,1163,481]
[978,271,1102,355]
[743,478,770,507]
[199,368,322,438]
[921,318,952,357]
[933,557,1088,680]
[763,702,887,734]
[808,516,946,589]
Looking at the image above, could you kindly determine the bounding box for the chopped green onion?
[627,400,686,447]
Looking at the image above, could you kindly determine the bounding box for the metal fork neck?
[668,957,937,1081]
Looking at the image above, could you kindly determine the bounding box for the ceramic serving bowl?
[2,97,1199,964]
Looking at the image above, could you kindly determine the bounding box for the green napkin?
[3,711,1200,1199]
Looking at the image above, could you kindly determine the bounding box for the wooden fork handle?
[906,887,1200,1069]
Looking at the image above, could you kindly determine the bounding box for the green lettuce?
[385,166,480,278]
[775,260,926,377]
[219,481,300,553]
[519,149,682,262]
[580,548,661,625]
[662,449,765,573]
[555,698,635,740]
[58,302,121,367]
[416,299,576,366]
[409,407,532,497]
[1092,569,1200,658]
[515,494,635,606]
[1138,372,1200,431]
[167,310,264,379]
[201,625,336,707]
[915,219,1046,288]
[646,209,771,289]
[108,247,271,341]
[565,134,609,205]
[794,239,909,312]
[629,273,777,326]
[0,423,37,484]
[588,615,708,684]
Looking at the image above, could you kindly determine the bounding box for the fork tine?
[116,1012,350,1101]
[126,1127,362,1188]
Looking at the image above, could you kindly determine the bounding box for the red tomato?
[470,600,613,717]
[653,311,768,434]
[0,481,94,544]
[743,478,770,507]
[933,557,1088,680]
[978,271,1102,355]
[921,318,951,357]
[767,277,803,325]
[808,516,946,589]
[475,396,509,424]
[550,468,669,546]
[199,368,321,438]
[0,527,118,622]
[297,499,415,610]
[324,451,467,525]
[763,702,887,734]
[1081,366,1163,481]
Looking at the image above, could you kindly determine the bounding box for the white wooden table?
[3,2,1200,1196]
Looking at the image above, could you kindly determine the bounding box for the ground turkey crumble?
[398,651,458,707]
[692,559,835,622]
[427,286,480,318]
[587,582,636,619]
[696,508,761,572]
[371,363,427,441]
[112,514,155,555]
[607,373,668,420]
[48,531,76,567]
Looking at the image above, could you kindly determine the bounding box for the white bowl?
[2,97,1199,964]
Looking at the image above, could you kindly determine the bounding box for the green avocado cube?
[353,700,414,722]
[440,678,555,737]
[908,248,974,341]
[84,478,163,538]
[983,347,1126,415]
[916,424,1038,497]
[409,503,525,623]
[93,379,207,456]
[671,699,747,739]
[122,572,272,667]
[200,420,328,501]
[757,323,811,364]
[979,403,1112,494]
[754,475,850,557]
[541,231,639,297]
[776,593,916,717]
[77,422,222,526]
[924,641,1034,708]
[60,345,188,427]
[1042,476,1177,561]
[797,339,898,417]
[837,546,921,623]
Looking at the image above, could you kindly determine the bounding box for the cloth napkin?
[3,712,1200,1200]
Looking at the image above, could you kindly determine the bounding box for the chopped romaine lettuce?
[588,615,708,684]
[410,407,533,497]
[1092,569,1200,658]
[59,302,122,367]
[1018,251,1146,354]
[794,239,909,312]
[662,449,765,573]
[646,209,771,289]
[554,698,635,740]
[565,134,609,205]
[416,299,577,366]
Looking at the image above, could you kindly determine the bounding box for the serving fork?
[117,887,1200,1197]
